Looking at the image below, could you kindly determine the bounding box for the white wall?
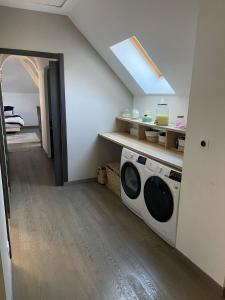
[177,0,225,287]
[38,68,51,157]
[0,6,132,181]
[0,169,12,300]
[0,256,6,300]
[133,95,189,126]
[1,55,38,94]
[2,92,40,126]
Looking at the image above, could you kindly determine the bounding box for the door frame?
[0,48,68,184]
[0,85,10,218]
[0,85,11,257]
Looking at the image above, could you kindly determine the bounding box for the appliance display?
[120,148,146,218]
[142,158,182,246]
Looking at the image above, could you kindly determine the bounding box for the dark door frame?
[0,85,10,218]
[0,85,12,258]
[47,61,65,186]
[0,48,68,184]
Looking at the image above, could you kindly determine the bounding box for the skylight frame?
[130,36,162,78]
[26,0,67,8]
[110,36,175,95]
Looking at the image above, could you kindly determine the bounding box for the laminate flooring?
[9,146,222,300]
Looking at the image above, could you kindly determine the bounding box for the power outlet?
[200,139,209,150]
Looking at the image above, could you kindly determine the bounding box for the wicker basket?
[145,130,159,143]
[106,162,121,198]
[97,166,107,185]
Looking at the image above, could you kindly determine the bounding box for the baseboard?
[23,125,39,129]
[174,249,223,298]
[65,178,97,185]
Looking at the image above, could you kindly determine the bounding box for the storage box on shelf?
[105,162,121,198]
[116,117,141,139]
[166,131,185,153]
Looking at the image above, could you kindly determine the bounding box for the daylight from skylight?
[110,37,175,95]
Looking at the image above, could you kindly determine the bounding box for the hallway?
[9,147,222,300]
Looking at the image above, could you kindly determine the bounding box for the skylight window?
[110,36,175,95]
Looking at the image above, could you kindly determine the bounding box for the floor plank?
[9,146,222,300]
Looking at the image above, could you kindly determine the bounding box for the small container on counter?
[155,103,169,126]
[130,127,139,137]
[121,108,132,118]
[131,108,140,119]
[178,137,185,152]
[175,136,185,152]
[142,111,153,123]
[176,116,185,128]
[158,131,166,146]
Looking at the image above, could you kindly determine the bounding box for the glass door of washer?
[121,162,141,199]
[144,176,174,222]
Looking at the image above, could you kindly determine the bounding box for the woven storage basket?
[97,166,107,185]
[106,162,121,198]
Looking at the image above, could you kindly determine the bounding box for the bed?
[4,106,25,133]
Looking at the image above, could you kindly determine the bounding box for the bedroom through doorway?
[0,50,68,187]
[1,55,42,152]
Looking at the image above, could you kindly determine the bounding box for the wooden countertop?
[99,132,183,170]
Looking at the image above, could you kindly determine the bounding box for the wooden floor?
[9,146,222,300]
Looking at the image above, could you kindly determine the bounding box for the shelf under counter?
[99,132,183,171]
[117,116,186,134]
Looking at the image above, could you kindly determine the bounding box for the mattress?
[5,115,25,127]
[5,124,21,133]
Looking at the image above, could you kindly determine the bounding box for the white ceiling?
[2,56,39,94]
[0,0,199,97]
[30,0,67,7]
[0,0,75,14]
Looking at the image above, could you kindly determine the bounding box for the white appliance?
[142,158,182,246]
[120,148,147,218]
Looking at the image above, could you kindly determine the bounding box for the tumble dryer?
[120,148,147,218]
[142,158,182,246]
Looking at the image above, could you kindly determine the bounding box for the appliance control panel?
[137,156,147,165]
[123,148,134,159]
[169,170,182,182]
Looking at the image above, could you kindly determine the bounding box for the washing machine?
[120,148,147,218]
[142,158,182,246]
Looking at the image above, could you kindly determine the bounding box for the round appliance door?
[144,176,174,222]
[121,162,141,199]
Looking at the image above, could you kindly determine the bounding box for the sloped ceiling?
[2,56,38,94]
[0,0,199,97]
[0,0,75,14]
[68,0,199,97]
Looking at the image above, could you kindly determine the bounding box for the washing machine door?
[144,176,174,222]
[121,162,141,199]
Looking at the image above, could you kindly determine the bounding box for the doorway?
[0,48,68,186]
[0,48,68,259]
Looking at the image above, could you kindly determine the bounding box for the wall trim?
[0,48,59,59]
[174,248,223,298]
[65,178,97,185]
[23,125,39,129]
